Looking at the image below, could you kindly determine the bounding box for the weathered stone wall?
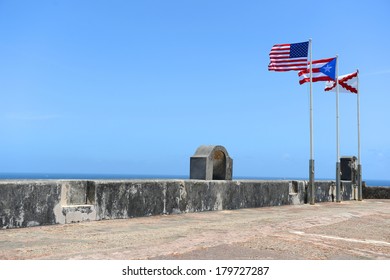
[0,181,62,228]
[362,185,390,199]
[94,180,301,219]
[307,181,354,203]
[95,181,165,219]
[0,179,354,229]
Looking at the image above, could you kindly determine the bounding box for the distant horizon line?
[0,171,389,183]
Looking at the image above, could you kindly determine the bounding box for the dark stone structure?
[0,179,357,229]
[340,156,357,182]
[0,181,61,228]
[307,180,354,203]
[190,145,233,180]
[362,183,390,199]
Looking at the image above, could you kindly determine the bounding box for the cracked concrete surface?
[0,200,389,260]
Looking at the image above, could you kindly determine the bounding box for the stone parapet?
[0,179,355,229]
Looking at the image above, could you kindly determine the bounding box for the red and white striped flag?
[268,41,309,72]
[324,71,358,94]
[298,57,337,85]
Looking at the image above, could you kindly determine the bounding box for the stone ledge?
[0,179,356,229]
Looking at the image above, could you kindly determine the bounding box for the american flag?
[268,41,309,72]
[298,57,337,85]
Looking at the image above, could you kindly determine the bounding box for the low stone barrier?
[362,184,390,199]
[0,179,355,229]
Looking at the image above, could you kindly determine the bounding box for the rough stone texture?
[0,179,356,229]
[307,180,354,203]
[0,181,61,229]
[341,181,354,200]
[163,180,303,214]
[190,145,233,180]
[62,205,96,224]
[95,180,165,220]
[313,181,334,203]
[363,185,390,199]
[61,181,89,205]
[238,181,290,208]
[288,180,306,205]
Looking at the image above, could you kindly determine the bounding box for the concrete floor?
[0,199,389,260]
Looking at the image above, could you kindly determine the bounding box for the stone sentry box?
[190,145,233,180]
[340,156,357,182]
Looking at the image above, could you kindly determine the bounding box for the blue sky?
[0,0,389,180]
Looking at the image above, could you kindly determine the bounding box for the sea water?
[0,173,389,187]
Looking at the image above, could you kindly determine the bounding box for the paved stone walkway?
[0,200,389,260]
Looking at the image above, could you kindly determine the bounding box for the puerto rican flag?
[298,57,337,85]
[324,71,358,94]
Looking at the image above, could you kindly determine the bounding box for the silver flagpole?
[335,55,341,202]
[357,69,363,201]
[309,39,315,205]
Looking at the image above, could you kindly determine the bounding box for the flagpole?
[309,38,315,205]
[335,55,341,202]
[357,69,362,201]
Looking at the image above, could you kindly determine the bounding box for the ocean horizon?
[0,172,389,187]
